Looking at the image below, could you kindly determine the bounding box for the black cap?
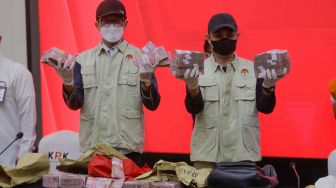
[208,13,237,33]
[96,0,126,20]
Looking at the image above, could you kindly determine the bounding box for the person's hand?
[139,54,159,86]
[46,55,76,85]
[262,68,287,88]
[182,65,200,90]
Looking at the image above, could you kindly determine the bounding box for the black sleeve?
[62,62,84,110]
[256,78,276,114]
[185,86,204,115]
[141,74,161,111]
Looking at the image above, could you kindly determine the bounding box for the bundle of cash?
[42,173,60,188]
[59,174,86,188]
[150,181,183,188]
[40,47,76,67]
[133,41,171,67]
[86,177,113,188]
[142,42,170,66]
[122,180,151,188]
[171,50,205,78]
[150,47,171,67]
[253,49,290,79]
[142,41,156,54]
[111,157,124,179]
[111,179,125,188]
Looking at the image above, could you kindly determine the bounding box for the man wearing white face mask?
[52,0,161,167]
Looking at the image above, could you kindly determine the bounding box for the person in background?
[329,77,336,118]
[204,39,212,58]
[46,0,160,167]
[0,35,36,168]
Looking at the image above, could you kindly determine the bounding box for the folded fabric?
[135,160,211,188]
[0,153,50,187]
[57,142,126,174]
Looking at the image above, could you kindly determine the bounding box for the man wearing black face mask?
[184,13,277,171]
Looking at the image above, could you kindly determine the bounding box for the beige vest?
[190,55,261,163]
[76,41,144,152]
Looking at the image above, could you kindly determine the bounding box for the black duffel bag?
[206,161,278,188]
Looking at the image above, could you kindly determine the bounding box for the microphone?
[0,132,24,156]
[290,162,300,188]
[16,132,24,139]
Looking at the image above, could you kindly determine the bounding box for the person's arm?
[141,74,160,111]
[62,62,84,110]
[256,78,276,114]
[185,86,204,115]
[15,67,36,158]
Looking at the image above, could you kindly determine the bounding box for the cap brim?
[210,24,237,33]
[98,11,125,18]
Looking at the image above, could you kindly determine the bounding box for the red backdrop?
[39,0,336,158]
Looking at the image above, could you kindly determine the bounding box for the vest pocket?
[120,107,143,151]
[127,62,139,86]
[118,72,141,108]
[81,66,98,117]
[234,77,257,116]
[79,112,95,151]
[199,78,219,101]
[118,62,139,88]
[199,78,219,116]
[81,66,98,88]
[191,116,219,161]
[127,73,139,86]
[234,75,256,100]
[121,107,141,118]
[242,115,260,158]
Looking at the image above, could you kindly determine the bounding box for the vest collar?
[209,54,238,73]
[96,40,128,56]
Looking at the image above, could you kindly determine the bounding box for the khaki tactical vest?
[76,40,144,152]
[191,55,261,163]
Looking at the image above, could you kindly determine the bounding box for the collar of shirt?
[97,39,127,56]
[209,54,238,73]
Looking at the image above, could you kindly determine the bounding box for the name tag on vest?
[0,81,7,103]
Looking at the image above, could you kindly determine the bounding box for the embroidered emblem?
[241,68,249,76]
[126,54,133,61]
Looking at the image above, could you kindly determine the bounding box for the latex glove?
[47,55,76,85]
[183,65,200,90]
[262,68,287,88]
[139,54,159,86]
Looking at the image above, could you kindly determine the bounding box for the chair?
[38,130,81,172]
